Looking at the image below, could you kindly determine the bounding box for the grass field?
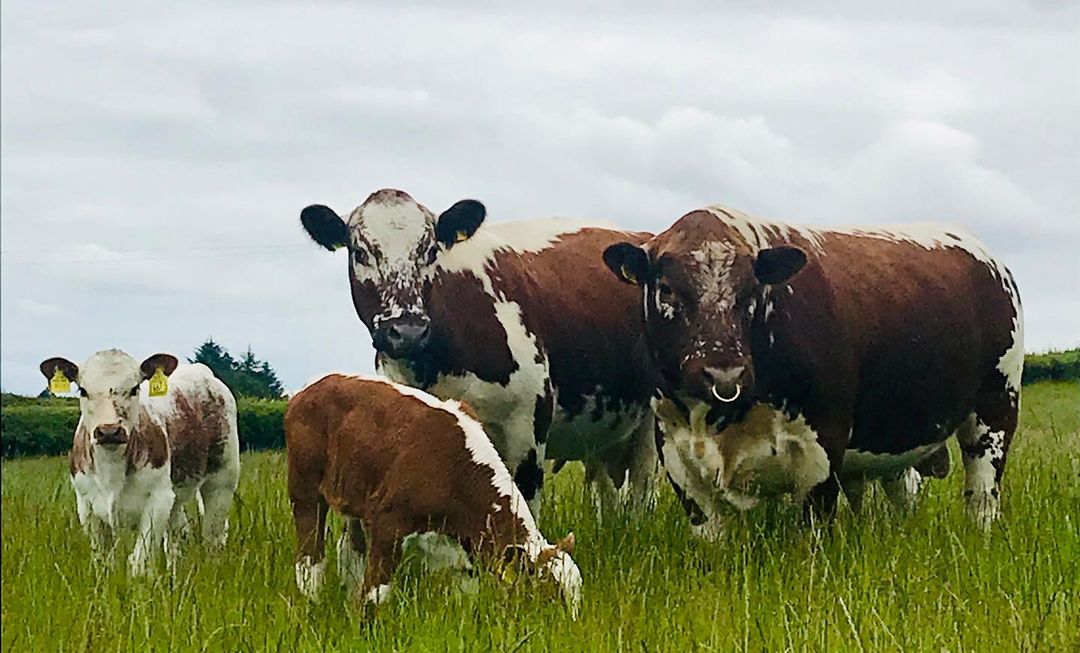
[2,382,1078,652]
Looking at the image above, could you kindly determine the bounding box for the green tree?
[190,339,285,399]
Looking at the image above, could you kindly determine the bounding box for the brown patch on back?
[166,389,230,485]
[485,228,656,417]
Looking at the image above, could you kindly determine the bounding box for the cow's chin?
[661,385,755,430]
[375,351,440,389]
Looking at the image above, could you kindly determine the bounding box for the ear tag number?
[455,230,469,243]
[149,367,169,397]
[49,368,71,394]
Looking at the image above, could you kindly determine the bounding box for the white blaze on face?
[347,193,439,323]
[77,349,144,442]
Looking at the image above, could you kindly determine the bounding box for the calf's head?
[603,214,806,410]
[300,189,485,361]
[504,532,582,618]
[39,350,178,447]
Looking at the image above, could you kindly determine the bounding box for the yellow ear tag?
[620,264,638,284]
[455,230,469,243]
[49,368,71,394]
[148,367,169,397]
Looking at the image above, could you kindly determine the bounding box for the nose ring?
[711,383,741,403]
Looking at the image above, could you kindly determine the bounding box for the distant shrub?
[235,397,287,451]
[1,393,286,459]
[1023,349,1080,385]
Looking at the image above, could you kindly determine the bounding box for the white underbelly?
[841,443,946,479]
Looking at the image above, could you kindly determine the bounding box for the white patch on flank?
[295,555,327,600]
[402,531,473,572]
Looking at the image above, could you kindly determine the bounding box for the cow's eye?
[128,385,140,397]
[658,282,675,299]
[353,248,369,266]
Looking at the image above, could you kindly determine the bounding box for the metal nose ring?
[711,383,741,403]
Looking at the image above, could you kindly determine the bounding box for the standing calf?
[286,374,582,614]
[40,350,240,574]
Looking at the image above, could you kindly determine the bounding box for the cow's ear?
[754,246,807,284]
[435,199,486,247]
[301,204,349,251]
[603,242,651,286]
[140,353,179,379]
[40,357,78,383]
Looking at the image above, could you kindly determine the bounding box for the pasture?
[2,382,1077,652]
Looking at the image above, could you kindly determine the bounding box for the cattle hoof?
[690,518,725,542]
[294,556,326,601]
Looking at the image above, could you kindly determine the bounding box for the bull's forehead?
[347,189,436,260]
[79,349,141,391]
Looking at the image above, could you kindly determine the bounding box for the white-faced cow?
[603,205,1022,536]
[40,350,240,573]
[286,373,582,615]
[300,189,658,517]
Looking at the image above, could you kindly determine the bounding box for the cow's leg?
[881,468,923,509]
[357,532,403,608]
[956,377,1019,529]
[337,517,368,595]
[840,476,867,514]
[584,459,620,521]
[292,495,329,600]
[600,415,661,513]
[198,466,239,549]
[165,485,198,568]
[130,478,174,576]
[76,492,112,561]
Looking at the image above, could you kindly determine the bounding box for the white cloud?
[2,0,1077,394]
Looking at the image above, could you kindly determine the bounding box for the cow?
[39,350,240,573]
[299,189,659,518]
[286,373,582,615]
[602,205,1023,536]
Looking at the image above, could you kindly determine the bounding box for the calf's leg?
[292,496,329,600]
[957,377,1019,529]
[199,466,239,549]
[130,478,174,576]
[337,517,367,595]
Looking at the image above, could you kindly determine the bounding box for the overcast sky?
[2,1,1078,395]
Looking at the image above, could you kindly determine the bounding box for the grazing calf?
[286,374,582,614]
[40,350,240,573]
[604,205,1022,535]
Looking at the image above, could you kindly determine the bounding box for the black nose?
[94,424,128,445]
[373,318,431,358]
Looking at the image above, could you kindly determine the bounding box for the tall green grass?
[2,382,1078,651]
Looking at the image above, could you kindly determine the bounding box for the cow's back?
[147,363,239,486]
[433,222,656,458]
[731,216,1022,454]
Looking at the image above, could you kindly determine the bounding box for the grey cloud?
[2,0,1077,395]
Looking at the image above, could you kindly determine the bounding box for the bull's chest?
[655,400,830,511]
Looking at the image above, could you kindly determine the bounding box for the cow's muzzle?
[93,424,128,446]
[372,317,432,359]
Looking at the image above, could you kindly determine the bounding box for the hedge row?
[1022,349,1080,385]
[3,349,1077,459]
[0,396,286,459]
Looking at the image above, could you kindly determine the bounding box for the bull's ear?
[435,199,486,247]
[40,357,78,383]
[140,353,179,379]
[754,246,806,284]
[602,242,650,286]
[300,204,349,251]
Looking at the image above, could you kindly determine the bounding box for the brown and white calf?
[603,206,1022,535]
[286,373,582,614]
[40,350,240,573]
[300,189,658,518]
